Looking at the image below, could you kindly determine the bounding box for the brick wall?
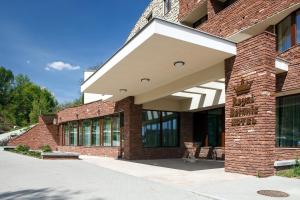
[114,97,194,160]
[54,97,194,160]
[178,0,206,21]
[225,32,276,177]
[277,45,300,92]
[275,148,300,161]
[275,45,300,161]
[179,0,299,37]
[57,100,115,123]
[8,116,59,150]
[57,146,119,158]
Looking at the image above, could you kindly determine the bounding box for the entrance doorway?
[193,107,225,159]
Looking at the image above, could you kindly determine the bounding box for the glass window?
[91,119,100,146]
[162,112,178,147]
[142,111,161,147]
[297,11,300,43]
[63,124,69,146]
[207,109,224,147]
[83,120,91,146]
[112,115,120,146]
[69,122,78,146]
[276,94,300,148]
[146,12,153,22]
[164,0,171,15]
[103,117,112,146]
[78,122,83,146]
[277,16,292,52]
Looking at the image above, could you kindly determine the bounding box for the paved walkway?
[81,156,300,200]
[0,151,210,200]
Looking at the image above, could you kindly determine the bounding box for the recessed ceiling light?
[141,78,150,83]
[119,89,127,93]
[174,61,185,68]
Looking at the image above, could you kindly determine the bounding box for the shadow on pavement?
[130,159,224,171]
[0,188,104,200]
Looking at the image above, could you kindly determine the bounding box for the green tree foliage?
[56,94,83,111]
[0,66,58,132]
[0,67,15,132]
[0,66,14,106]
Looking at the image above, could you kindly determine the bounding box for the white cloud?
[26,60,31,64]
[46,61,80,71]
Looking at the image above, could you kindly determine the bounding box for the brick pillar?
[225,32,276,177]
[117,97,142,160]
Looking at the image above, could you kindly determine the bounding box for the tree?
[29,88,58,123]
[56,94,83,111]
[8,73,58,127]
[0,66,14,106]
[0,67,15,132]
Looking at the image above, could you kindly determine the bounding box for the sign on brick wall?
[230,79,259,126]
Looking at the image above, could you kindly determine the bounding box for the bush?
[26,151,41,158]
[40,145,52,153]
[15,145,29,153]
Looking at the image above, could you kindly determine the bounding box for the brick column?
[116,97,143,160]
[225,32,276,177]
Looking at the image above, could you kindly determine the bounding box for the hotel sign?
[230,79,259,126]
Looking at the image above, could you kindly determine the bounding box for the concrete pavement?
[80,156,300,200]
[0,151,210,200]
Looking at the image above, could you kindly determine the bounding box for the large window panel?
[103,117,112,146]
[112,115,120,146]
[142,111,161,147]
[91,119,100,146]
[83,120,91,146]
[207,109,224,147]
[69,122,78,146]
[78,122,83,146]
[276,94,300,148]
[164,0,171,15]
[162,112,178,147]
[277,16,292,52]
[63,124,69,146]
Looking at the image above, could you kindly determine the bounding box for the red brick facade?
[277,45,300,92]
[225,32,277,177]
[57,146,119,157]
[7,0,300,177]
[8,115,59,150]
[179,0,299,37]
[57,100,116,123]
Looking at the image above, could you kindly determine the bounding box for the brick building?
[9,0,300,177]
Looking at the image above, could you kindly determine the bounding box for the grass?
[6,149,42,158]
[5,145,42,159]
[276,161,300,178]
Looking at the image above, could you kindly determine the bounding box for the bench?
[41,152,80,160]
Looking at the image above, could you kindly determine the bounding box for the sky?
[0,0,150,103]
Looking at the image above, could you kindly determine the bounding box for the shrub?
[40,145,52,153]
[15,145,29,152]
[27,151,41,158]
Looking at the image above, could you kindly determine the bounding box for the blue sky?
[0,0,150,103]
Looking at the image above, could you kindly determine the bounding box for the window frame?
[164,0,171,15]
[276,93,300,148]
[141,109,180,148]
[61,112,124,148]
[276,8,300,52]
